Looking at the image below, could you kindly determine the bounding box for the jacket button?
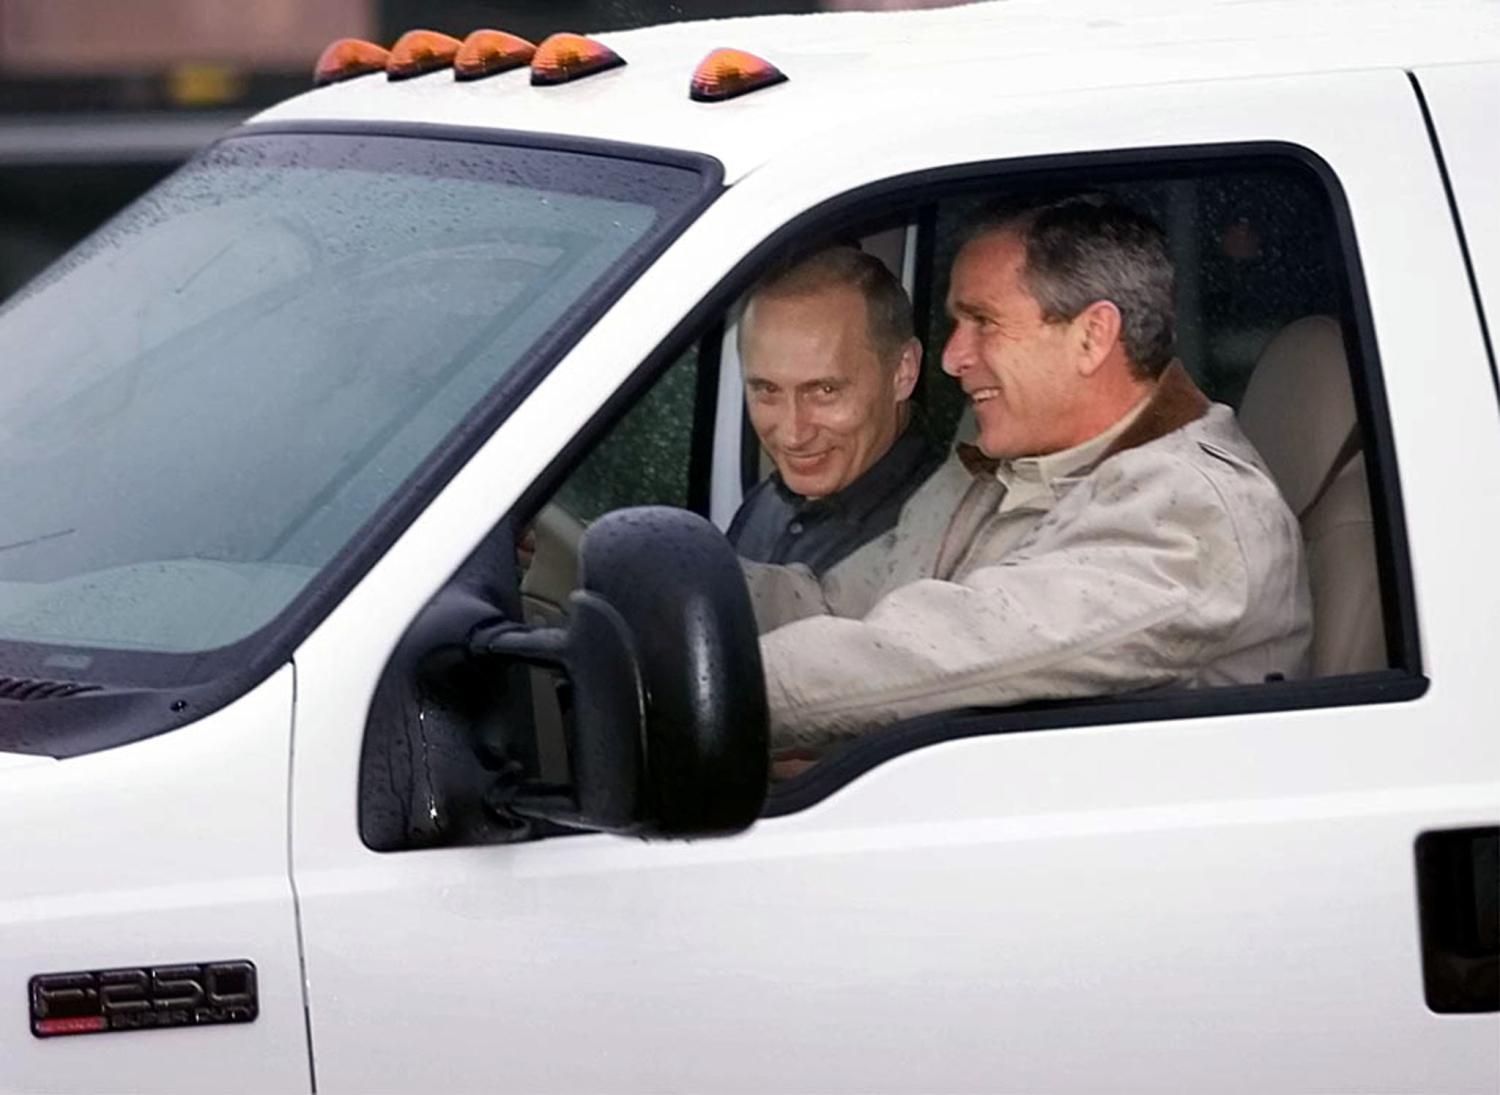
[788,521,804,535]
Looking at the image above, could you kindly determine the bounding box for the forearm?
[760,570,1200,748]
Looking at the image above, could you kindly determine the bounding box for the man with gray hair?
[750,194,1311,755]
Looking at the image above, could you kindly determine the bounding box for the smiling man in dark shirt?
[728,246,943,574]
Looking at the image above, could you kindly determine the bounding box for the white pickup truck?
[1,2,1496,1091]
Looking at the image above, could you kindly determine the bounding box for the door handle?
[1415,826,1499,1013]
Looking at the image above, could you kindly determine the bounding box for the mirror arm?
[468,594,648,834]
[470,620,567,662]
[481,769,579,831]
[467,624,585,829]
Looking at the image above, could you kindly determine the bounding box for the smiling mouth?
[782,450,832,467]
[969,387,1001,404]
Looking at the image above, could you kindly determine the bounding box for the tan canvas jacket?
[746,364,1313,749]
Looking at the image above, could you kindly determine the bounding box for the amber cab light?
[690,48,788,102]
[454,29,537,81]
[386,30,462,80]
[531,33,625,86]
[314,39,390,87]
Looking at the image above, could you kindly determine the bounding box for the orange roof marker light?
[386,29,462,81]
[454,29,536,82]
[690,48,788,102]
[314,39,390,87]
[531,33,625,86]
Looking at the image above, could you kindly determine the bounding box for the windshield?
[0,131,709,664]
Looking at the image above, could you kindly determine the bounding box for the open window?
[359,143,1422,848]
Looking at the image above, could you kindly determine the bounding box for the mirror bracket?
[470,591,647,834]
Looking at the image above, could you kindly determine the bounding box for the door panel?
[293,70,1500,1092]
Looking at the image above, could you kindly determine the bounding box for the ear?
[892,337,922,401]
[1074,300,1122,377]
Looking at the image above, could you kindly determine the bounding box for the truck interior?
[522,156,1396,681]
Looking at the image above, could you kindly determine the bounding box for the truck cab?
[2,2,1497,1091]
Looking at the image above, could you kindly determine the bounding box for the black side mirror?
[477,506,768,839]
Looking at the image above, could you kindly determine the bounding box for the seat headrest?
[1238,315,1357,517]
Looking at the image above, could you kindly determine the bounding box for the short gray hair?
[745,245,914,366]
[968,194,1176,378]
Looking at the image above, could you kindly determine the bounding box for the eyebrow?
[745,375,847,388]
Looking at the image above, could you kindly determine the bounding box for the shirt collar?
[993,394,1151,512]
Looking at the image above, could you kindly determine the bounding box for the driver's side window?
[359,149,1416,851]
[511,156,1409,793]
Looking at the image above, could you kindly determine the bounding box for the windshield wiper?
[0,528,75,555]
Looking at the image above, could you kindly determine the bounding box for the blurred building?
[2,0,939,299]
[0,1,368,297]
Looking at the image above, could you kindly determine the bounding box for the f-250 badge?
[29,961,257,1037]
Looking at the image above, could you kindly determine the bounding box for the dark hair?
[968,193,1176,378]
[744,245,915,366]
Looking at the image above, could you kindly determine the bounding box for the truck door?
[291,69,1499,1092]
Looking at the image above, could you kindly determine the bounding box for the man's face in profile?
[943,230,1085,459]
[741,283,918,500]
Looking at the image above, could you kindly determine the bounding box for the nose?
[784,399,817,448]
[941,324,973,378]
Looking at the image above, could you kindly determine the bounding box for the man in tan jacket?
[749,194,1311,752]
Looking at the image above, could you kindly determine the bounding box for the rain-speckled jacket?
[745,363,1313,749]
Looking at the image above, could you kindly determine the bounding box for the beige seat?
[1238,315,1387,676]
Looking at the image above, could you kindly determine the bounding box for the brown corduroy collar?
[956,361,1211,478]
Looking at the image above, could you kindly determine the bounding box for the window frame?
[504,140,1425,815]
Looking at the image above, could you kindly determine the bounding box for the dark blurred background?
[0,0,960,302]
